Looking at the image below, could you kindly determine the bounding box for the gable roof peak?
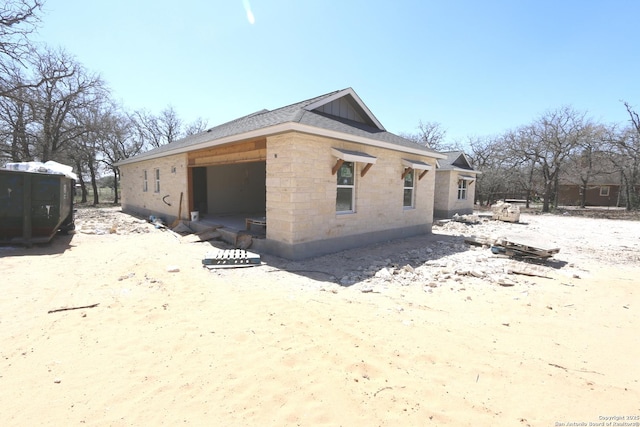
[303,87,385,131]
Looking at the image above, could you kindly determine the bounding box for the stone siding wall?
[265,132,436,246]
[434,171,476,218]
[120,153,189,221]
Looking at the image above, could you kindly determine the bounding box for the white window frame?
[599,186,610,197]
[154,168,160,193]
[457,179,467,200]
[403,169,415,208]
[143,170,148,192]
[336,161,356,214]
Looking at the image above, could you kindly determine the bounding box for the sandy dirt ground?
[1,207,639,426]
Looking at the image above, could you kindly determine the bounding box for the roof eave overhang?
[402,159,432,170]
[331,148,377,164]
[116,122,446,166]
[436,166,482,175]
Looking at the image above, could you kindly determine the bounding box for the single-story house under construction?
[117,88,446,259]
[433,151,479,218]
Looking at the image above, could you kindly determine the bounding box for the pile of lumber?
[492,238,560,260]
[465,236,560,261]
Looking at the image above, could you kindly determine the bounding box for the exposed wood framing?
[188,139,267,167]
[360,163,373,177]
[332,159,345,175]
[419,170,429,180]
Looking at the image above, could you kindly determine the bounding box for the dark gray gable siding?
[439,151,474,171]
[312,96,372,127]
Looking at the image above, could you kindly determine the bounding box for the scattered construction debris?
[492,238,560,260]
[491,201,521,223]
[504,262,552,278]
[202,249,261,268]
[452,213,481,224]
[464,236,495,247]
[48,303,100,314]
[178,227,222,243]
[235,233,253,249]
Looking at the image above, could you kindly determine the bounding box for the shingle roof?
[117,88,443,165]
[438,151,476,171]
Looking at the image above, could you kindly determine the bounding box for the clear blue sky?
[36,0,640,145]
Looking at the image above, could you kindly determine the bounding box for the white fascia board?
[116,121,446,166]
[331,148,377,164]
[303,88,386,131]
[459,174,476,180]
[441,167,482,175]
[402,159,432,170]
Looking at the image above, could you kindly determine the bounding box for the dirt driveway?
[1,207,639,426]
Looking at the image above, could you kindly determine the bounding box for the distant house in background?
[433,151,479,218]
[116,88,445,259]
[557,173,622,207]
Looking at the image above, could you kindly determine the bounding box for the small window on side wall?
[336,161,355,213]
[403,169,415,208]
[457,179,467,200]
[154,168,160,193]
[599,186,610,197]
[143,170,148,192]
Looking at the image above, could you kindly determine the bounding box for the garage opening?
[191,161,266,231]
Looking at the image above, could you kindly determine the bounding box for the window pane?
[404,171,414,187]
[337,162,354,185]
[403,189,413,207]
[336,188,353,211]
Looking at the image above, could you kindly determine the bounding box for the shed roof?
[117,88,445,166]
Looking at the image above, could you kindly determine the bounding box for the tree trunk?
[74,159,88,203]
[552,173,559,210]
[88,159,99,205]
[525,165,535,209]
[616,172,623,207]
[542,180,552,213]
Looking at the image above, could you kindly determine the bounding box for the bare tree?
[0,0,42,62]
[29,47,107,163]
[158,105,181,145]
[603,102,640,210]
[132,105,184,149]
[560,124,617,208]
[184,116,208,136]
[468,136,506,206]
[0,63,34,162]
[0,0,45,98]
[98,105,143,204]
[523,106,590,212]
[401,120,453,151]
[132,105,208,150]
